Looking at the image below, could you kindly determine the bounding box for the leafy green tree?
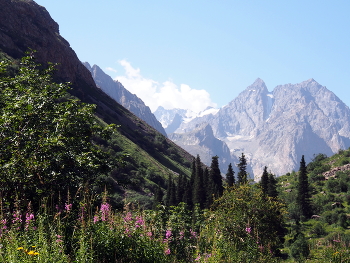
[237,153,248,185]
[260,166,269,195]
[296,155,312,220]
[202,185,286,260]
[0,54,112,206]
[226,163,235,187]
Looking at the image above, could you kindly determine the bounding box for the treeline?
[161,153,279,210]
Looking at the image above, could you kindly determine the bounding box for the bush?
[289,234,310,262]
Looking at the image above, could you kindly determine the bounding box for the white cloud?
[114,60,217,112]
[105,67,118,73]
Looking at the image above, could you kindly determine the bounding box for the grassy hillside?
[277,150,350,262]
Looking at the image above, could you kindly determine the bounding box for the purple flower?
[25,213,35,230]
[123,212,133,222]
[164,248,171,255]
[135,216,144,226]
[165,229,172,239]
[93,215,99,224]
[245,227,251,234]
[100,202,111,221]
[190,229,197,238]
[65,203,72,212]
[146,231,152,237]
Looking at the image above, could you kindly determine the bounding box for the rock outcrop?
[167,78,350,180]
[84,63,167,136]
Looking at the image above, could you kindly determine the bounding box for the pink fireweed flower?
[164,248,171,255]
[146,231,152,237]
[65,203,72,212]
[100,203,111,221]
[245,227,251,234]
[12,210,22,224]
[135,216,144,226]
[93,215,99,224]
[25,213,35,230]
[165,229,172,239]
[123,212,133,222]
[179,231,184,240]
[190,229,197,238]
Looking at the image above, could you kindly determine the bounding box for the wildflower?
[25,213,35,231]
[146,231,152,237]
[17,247,24,250]
[245,227,251,234]
[100,202,111,221]
[195,255,201,261]
[190,229,197,238]
[123,212,133,222]
[165,229,172,239]
[333,239,341,243]
[93,215,99,224]
[27,250,39,256]
[179,231,184,240]
[65,203,72,212]
[12,210,22,225]
[164,248,171,255]
[135,216,144,226]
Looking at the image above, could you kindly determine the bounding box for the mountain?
[84,63,167,136]
[0,0,196,206]
[169,123,239,173]
[166,78,350,180]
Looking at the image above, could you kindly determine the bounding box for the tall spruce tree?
[260,166,269,195]
[237,153,248,185]
[210,156,223,197]
[176,174,185,204]
[192,155,205,208]
[267,173,278,198]
[226,163,235,187]
[296,155,312,220]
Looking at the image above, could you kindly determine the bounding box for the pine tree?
[260,166,269,195]
[237,153,248,185]
[267,173,278,198]
[176,174,184,204]
[165,175,173,206]
[226,163,235,187]
[153,185,164,209]
[296,155,312,220]
[210,156,223,197]
[192,155,205,208]
[183,178,193,209]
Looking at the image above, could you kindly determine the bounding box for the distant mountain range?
[156,78,350,179]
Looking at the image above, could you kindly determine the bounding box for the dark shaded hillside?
[0,0,195,206]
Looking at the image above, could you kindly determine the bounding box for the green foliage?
[0,54,113,207]
[225,163,235,187]
[289,233,310,262]
[203,185,286,260]
[237,153,248,184]
[296,155,312,220]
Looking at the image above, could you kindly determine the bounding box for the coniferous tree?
[169,178,177,206]
[203,167,210,206]
[226,163,235,187]
[165,175,173,206]
[153,185,164,209]
[210,156,223,197]
[237,153,248,185]
[193,155,205,208]
[296,155,312,220]
[267,173,278,198]
[260,166,269,195]
[176,174,184,205]
[183,178,193,209]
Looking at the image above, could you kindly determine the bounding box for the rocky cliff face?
[0,0,96,94]
[0,0,195,168]
[84,63,167,136]
[168,78,350,179]
[169,123,238,173]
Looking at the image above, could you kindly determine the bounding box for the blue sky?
[34,0,350,112]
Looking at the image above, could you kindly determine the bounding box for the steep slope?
[0,0,195,205]
[84,63,167,136]
[169,78,350,179]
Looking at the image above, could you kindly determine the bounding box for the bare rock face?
[84,63,167,136]
[0,0,96,93]
[169,123,238,173]
[169,78,350,180]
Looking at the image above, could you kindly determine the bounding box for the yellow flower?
[17,247,24,250]
[27,250,39,255]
